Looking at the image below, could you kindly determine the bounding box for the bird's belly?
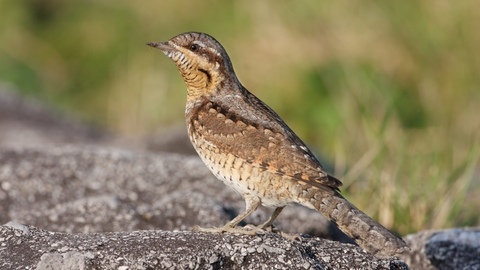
[191,137,294,208]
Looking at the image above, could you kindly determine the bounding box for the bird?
[147,32,409,258]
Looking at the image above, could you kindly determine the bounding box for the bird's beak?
[146,41,175,57]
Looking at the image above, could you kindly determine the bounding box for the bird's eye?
[189,44,199,52]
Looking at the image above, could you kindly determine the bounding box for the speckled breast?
[186,124,296,208]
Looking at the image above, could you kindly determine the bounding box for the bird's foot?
[192,224,265,236]
[256,224,278,232]
[254,224,303,241]
[192,224,301,240]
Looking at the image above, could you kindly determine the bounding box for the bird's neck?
[185,72,241,114]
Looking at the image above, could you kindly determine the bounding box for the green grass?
[1,0,479,236]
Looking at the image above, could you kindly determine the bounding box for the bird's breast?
[187,120,297,208]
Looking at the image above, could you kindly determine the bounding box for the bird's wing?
[188,96,342,193]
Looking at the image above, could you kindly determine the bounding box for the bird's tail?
[296,189,409,258]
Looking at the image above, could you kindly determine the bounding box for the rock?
[425,229,480,270]
[401,228,480,270]
[0,146,350,243]
[0,224,408,270]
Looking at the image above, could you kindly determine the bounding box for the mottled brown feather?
[187,96,342,193]
[149,32,409,258]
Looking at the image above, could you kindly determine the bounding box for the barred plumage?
[147,32,409,258]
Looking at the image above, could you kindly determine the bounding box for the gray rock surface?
[0,223,407,270]
[0,146,349,240]
[0,146,408,269]
[425,228,480,269]
[401,228,480,270]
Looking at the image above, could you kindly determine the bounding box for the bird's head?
[147,32,237,98]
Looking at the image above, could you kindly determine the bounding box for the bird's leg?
[257,206,284,230]
[256,206,302,241]
[193,196,262,235]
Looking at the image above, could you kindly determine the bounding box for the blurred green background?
[1,0,479,235]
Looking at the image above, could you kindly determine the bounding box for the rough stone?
[425,229,480,270]
[0,224,407,270]
[401,228,480,270]
[0,146,348,241]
